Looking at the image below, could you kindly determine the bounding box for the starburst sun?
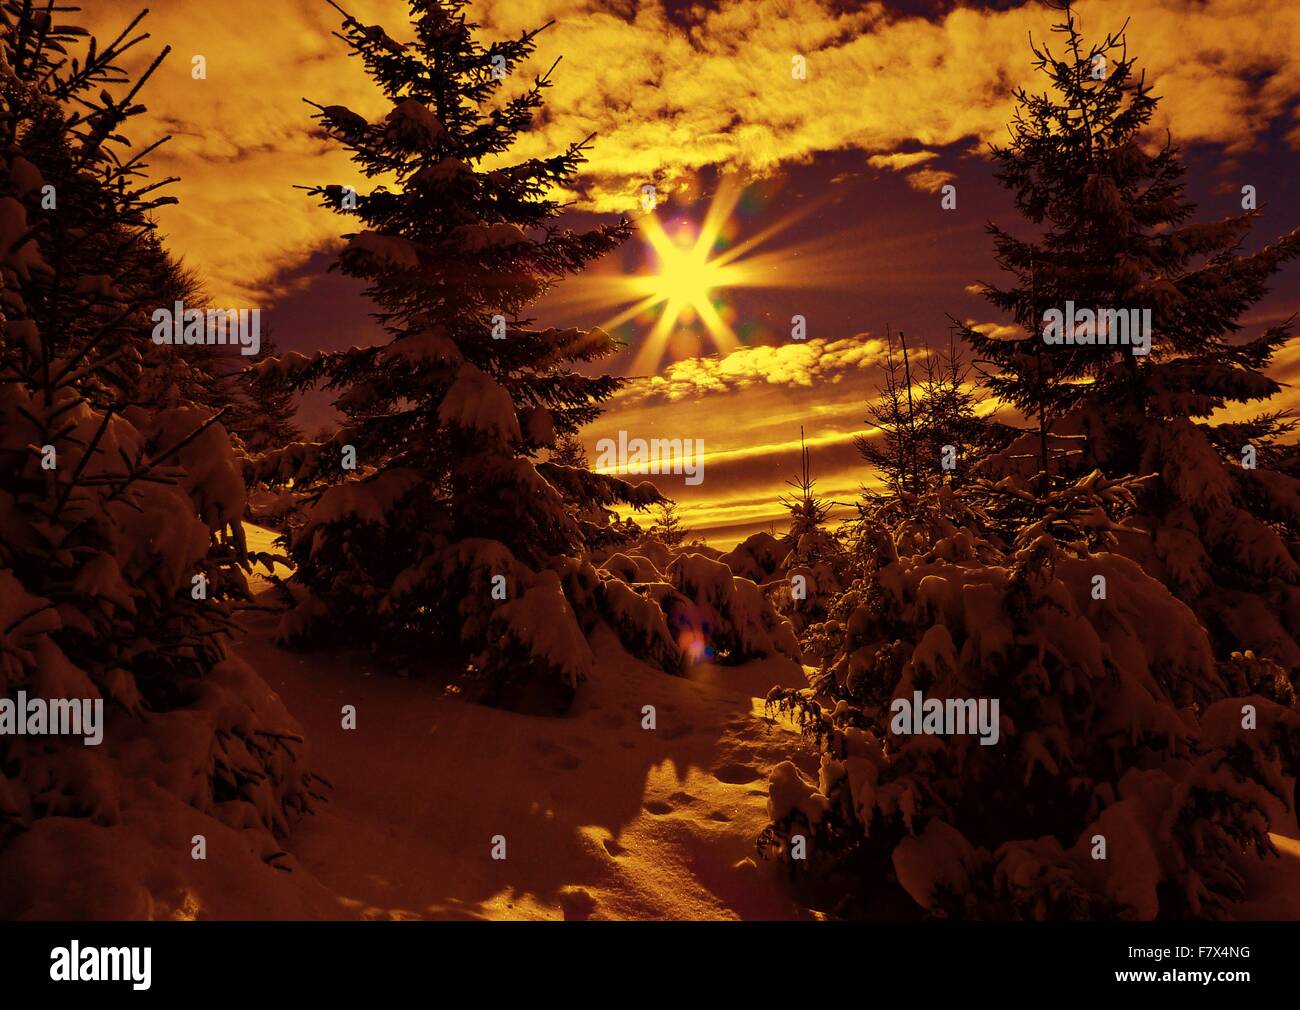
[620,211,746,373]
[541,177,859,374]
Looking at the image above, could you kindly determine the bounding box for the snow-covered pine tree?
[764,0,1300,921]
[858,329,1006,500]
[955,0,1300,664]
[913,331,1007,488]
[541,428,661,550]
[253,0,658,708]
[117,234,227,414]
[0,2,242,428]
[0,6,318,914]
[763,469,1300,919]
[774,427,846,632]
[0,6,182,408]
[780,427,832,542]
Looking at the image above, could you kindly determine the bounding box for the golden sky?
[89,0,1300,545]
[91,0,1300,302]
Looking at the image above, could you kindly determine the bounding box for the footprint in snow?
[558,887,597,921]
[713,762,761,784]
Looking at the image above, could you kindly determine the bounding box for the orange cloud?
[85,0,1300,305]
[868,151,939,171]
[620,336,887,403]
[905,167,957,193]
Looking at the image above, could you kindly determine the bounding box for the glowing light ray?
[541,278,651,314]
[598,293,665,333]
[696,176,744,254]
[638,212,678,263]
[553,180,861,373]
[694,296,740,356]
[706,195,828,272]
[629,295,685,375]
[726,242,868,289]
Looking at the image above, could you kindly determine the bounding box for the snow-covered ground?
[235,526,814,919]
[236,614,810,919]
[195,525,1300,920]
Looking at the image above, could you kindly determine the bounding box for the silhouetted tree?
[0,4,314,890]
[232,334,303,454]
[955,0,1300,663]
[859,329,1000,495]
[548,430,588,468]
[647,499,688,549]
[857,327,921,496]
[914,331,1007,487]
[780,426,832,539]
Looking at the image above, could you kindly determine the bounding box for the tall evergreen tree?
[256,0,656,705]
[780,426,832,541]
[0,5,315,896]
[646,499,688,549]
[914,331,1006,488]
[956,0,1300,662]
[0,5,184,411]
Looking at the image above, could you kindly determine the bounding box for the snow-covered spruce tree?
[250,0,659,708]
[568,545,801,674]
[762,471,1300,919]
[541,430,655,552]
[0,3,277,594]
[113,232,225,413]
[912,333,1009,488]
[0,6,319,915]
[0,6,215,418]
[228,333,309,533]
[956,1,1300,664]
